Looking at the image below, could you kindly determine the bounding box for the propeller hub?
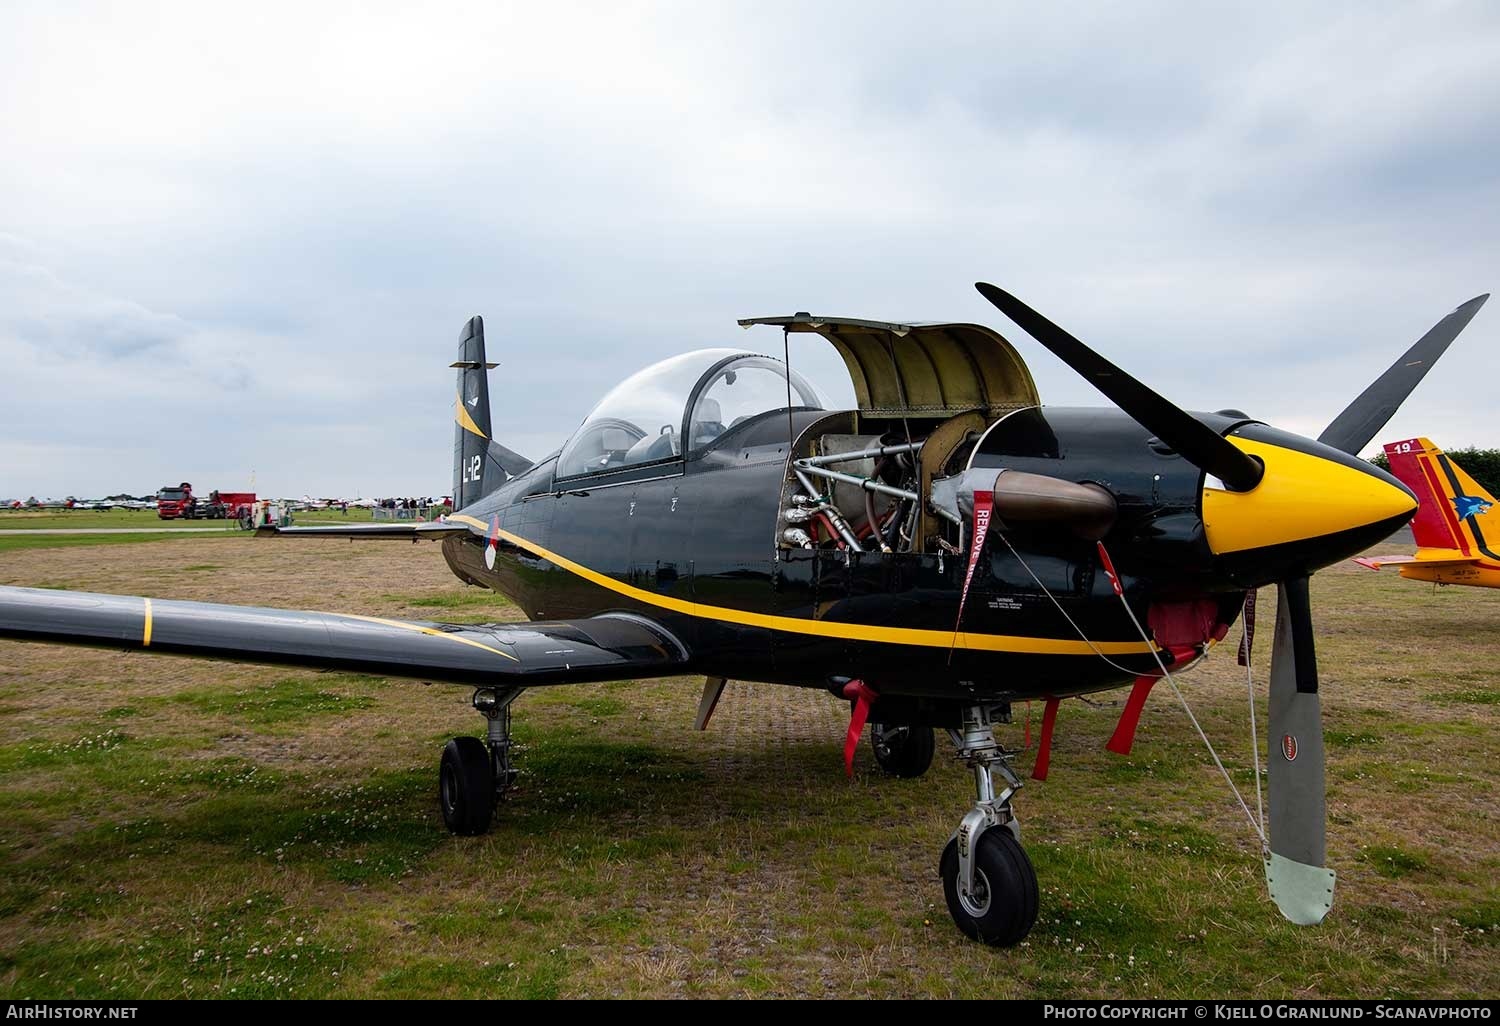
[1202,435,1417,560]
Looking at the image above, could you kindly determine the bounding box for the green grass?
[0,510,227,530]
[170,677,379,729]
[1442,689,1500,706]
[0,728,135,773]
[1326,730,1382,747]
[1362,845,1430,879]
[0,533,239,553]
[390,591,504,609]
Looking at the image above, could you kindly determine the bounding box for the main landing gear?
[439,687,522,835]
[937,704,1039,946]
[870,723,936,777]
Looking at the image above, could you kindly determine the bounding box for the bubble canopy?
[556,349,827,479]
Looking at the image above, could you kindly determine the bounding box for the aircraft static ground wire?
[991,528,1268,848]
[1097,539,1268,849]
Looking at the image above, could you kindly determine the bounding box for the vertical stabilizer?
[1384,437,1499,556]
[451,316,530,510]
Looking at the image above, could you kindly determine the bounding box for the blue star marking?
[1452,494,1493,520]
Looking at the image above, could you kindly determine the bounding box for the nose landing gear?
[938,704,1039,945]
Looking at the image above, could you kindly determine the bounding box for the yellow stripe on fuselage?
[143,597,153,647]
[448,513,1156,657]
[455,394,487,439]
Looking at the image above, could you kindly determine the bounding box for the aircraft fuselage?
[439,406,1407,714]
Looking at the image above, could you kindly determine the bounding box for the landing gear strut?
[938,703,1039,945]
[438,687,522,835]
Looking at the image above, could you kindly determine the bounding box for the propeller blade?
[1265,576,1336,925]
[975,283,1264,492]
[1318,295,1489,455]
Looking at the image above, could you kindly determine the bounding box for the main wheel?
[939,828,1039,946]
[439,736,495,835]
[870,723,935,778]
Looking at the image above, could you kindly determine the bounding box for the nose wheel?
[939,704,1039,945]
[939,827,1038,944]
[438,687,523,836]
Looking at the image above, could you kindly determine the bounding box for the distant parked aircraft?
[1356,437,1500,588]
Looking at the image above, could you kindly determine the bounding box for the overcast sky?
[2,1,1497,499]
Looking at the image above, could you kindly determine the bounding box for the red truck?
[157,483,257,524]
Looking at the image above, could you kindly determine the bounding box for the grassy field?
[0,510,213,530]
[0,535,1495,998]
[0,510,397,553]
[0,511,244,555]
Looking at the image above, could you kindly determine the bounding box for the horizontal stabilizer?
[1354,552,1477,570]
[486,438,533,480]
[256,521,473,540]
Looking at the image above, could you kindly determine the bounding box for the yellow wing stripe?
[449,513,1156,656]
[142,598,153,647]
[340,612,520,663]
[455,394,488,439]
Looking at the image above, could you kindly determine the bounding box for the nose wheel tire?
[870,723,935,778]
[439,736,495,835]
[939,828,1039,946]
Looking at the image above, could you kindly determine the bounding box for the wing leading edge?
[0,586,687,688]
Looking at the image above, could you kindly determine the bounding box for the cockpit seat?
[689,398,726,448]
[624,427,680,465]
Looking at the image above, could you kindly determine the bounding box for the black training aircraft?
[0,284,1488,945]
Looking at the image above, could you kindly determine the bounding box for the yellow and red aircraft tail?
[1355,438,1500,587]
[1384,438,1499,554]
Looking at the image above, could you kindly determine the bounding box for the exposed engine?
[778,414,1118,555]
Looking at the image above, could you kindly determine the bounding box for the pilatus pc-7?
[0,283,1487,945]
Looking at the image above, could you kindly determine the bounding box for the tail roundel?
[451,316,531,511]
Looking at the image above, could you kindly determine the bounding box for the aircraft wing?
[0,586,687,688]
[256,521,473,540]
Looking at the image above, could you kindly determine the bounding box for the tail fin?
[1383,438,1499,556]
[451,316,530,510]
